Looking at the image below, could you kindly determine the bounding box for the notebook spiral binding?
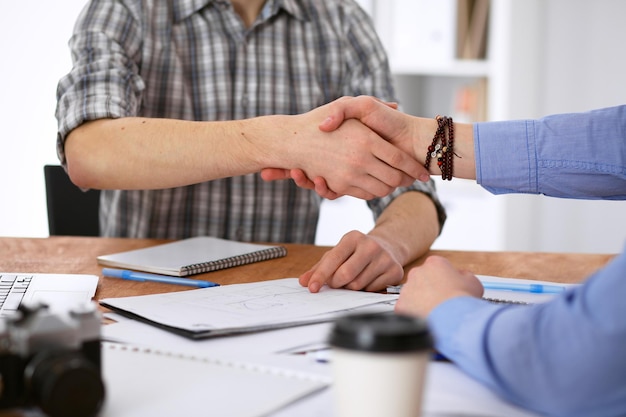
[181,246,287,276]
[483,297,530,305]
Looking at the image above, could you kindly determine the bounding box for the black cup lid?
[329,313,433,353]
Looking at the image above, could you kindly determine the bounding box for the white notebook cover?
[97,236,287,276]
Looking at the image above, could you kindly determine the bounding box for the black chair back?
[44,165,100,236]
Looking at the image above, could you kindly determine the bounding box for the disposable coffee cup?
[329,313,433,417]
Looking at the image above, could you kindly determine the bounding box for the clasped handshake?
[259,95,443,200]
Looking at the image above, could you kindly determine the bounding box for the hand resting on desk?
[394,256,484,317]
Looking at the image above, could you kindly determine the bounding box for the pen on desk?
[387,282,567,295]
[481,281,566,294]
[102,268,219,288]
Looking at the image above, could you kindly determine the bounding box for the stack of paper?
[100,278,398,339]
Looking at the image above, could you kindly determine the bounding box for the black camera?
[0,302,105,417]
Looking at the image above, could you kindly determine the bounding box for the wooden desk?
[0,236,615,303]
[0,237,617,417]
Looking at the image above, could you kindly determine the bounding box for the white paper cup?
[329,313,432,417]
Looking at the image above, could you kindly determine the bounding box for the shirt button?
[241,94,249,108]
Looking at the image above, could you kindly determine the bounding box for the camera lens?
[27,350,105,417]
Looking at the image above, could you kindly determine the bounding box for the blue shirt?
[429,105,626,417]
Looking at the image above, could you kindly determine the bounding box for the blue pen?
[387,281,567,295]
[102,268,219,288]
[481,281,566,294]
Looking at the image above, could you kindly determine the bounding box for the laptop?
[0,272,98,317]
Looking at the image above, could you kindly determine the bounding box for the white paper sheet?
[100,278,398,337]
[100,342,328,417]
[99,275,562,417]
[102,301,394,356]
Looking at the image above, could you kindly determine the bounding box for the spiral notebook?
[97,236,287,277]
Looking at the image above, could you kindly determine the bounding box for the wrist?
[239,115,289,169]
[418,117,475,180]
[414,117,439,164]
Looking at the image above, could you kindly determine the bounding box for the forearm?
[367,191,440,266]
[65,105,425,198]
[64,116,292,190]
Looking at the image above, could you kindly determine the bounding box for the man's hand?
[394,256,484,318]
[260,97,432,199]
[260,168,342,199]
[318,97,414,150]
[299,230,404,293]
[261,96,433,198]
[283,101,426,199]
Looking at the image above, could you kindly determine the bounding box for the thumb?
[318,96,399,133]
[318,115,342,132]
[260,168,291,182]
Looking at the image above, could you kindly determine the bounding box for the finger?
[260,168,292,182]
[334,184,378,200]
[460,270,484,297]
[320,232,388,290]
[362,269,403,292]
[333,170,399,199]
[312,177,342,200]
[370,142,427,184]
[292,170,368,200]
[319,96,396,133]
[324,256,369,290]
[319,172,381,199]
[338,249,403,292]
[339,263,387,292]
[318,96,381,132]
[305,245,355,293]
[317,96,356,132]
[289,169,316,190]
[319,115,343,133]
[394,269,427,316]
[283,167,364,200]
[328,123,422,192]
[299,267,316,288]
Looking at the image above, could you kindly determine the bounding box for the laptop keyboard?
[0,273,32,313]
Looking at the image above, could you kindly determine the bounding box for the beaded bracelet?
[424,115,455,180]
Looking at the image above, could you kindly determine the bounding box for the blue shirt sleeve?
[428,104,626,416]
[428,250,626,417]
[474,105,626,199]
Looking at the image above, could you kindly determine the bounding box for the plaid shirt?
[56,0,445,242]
